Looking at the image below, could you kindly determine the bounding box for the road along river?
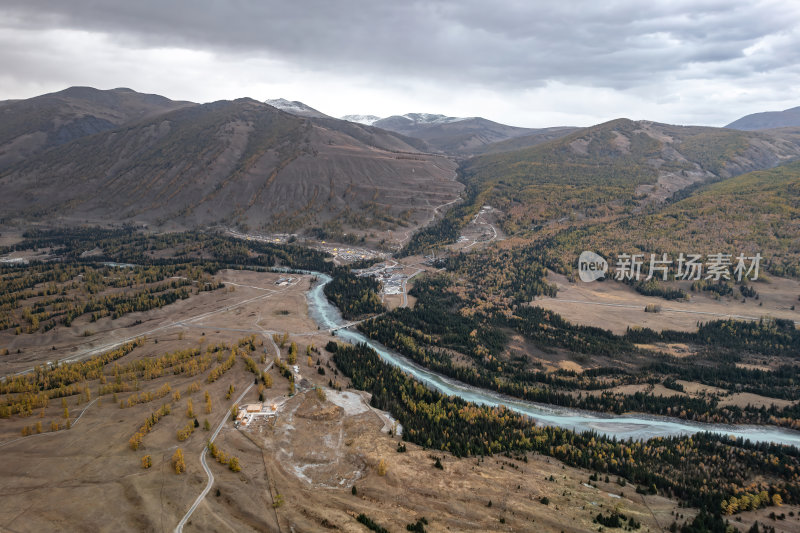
[306,273,800,447]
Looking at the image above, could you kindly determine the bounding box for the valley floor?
[1,269,799,532]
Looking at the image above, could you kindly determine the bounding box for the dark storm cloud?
[2,0,798,91]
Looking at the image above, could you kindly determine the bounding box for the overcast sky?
[1,0,799,127]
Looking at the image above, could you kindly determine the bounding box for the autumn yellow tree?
[129,432,143,450]
[141,455,152,469]
[172,448,185,474]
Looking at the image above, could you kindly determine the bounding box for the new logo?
[578,251,608,282]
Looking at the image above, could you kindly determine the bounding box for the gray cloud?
[1,0,799,126]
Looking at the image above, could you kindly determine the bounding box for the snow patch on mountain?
[342,112,469,127]
[401,113,467,125]
[341,114,381,126]
[265,98,328,118]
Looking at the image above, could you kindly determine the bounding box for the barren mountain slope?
[0,98,460,234]
[0,86,195,170]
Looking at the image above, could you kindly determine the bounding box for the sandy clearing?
[719,392,798,409]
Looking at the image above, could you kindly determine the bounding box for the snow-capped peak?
[341,114,381,126]
[265,98,306,113]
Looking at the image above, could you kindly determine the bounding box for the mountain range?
[279,104,576,155]
[0,88,460,237]
[2,86,800,251]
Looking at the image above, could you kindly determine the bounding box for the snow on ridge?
[342,112,469,127]
[401,113,467,125]
[341,114,381,126]
[266,98,309,114]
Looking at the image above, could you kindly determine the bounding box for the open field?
[0,270,333,531]
[535,271,800,334]
[0,331,268,532]
[0,270,315,377]
[0,231,24,248]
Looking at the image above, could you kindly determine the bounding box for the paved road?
[174,380,257,533]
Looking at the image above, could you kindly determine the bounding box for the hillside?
[547,159,800,278]
[0,98,460,236]
[467,126,580,155]
[726,105,800,130]
[459,118,800,234]
[0,86,195,170]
